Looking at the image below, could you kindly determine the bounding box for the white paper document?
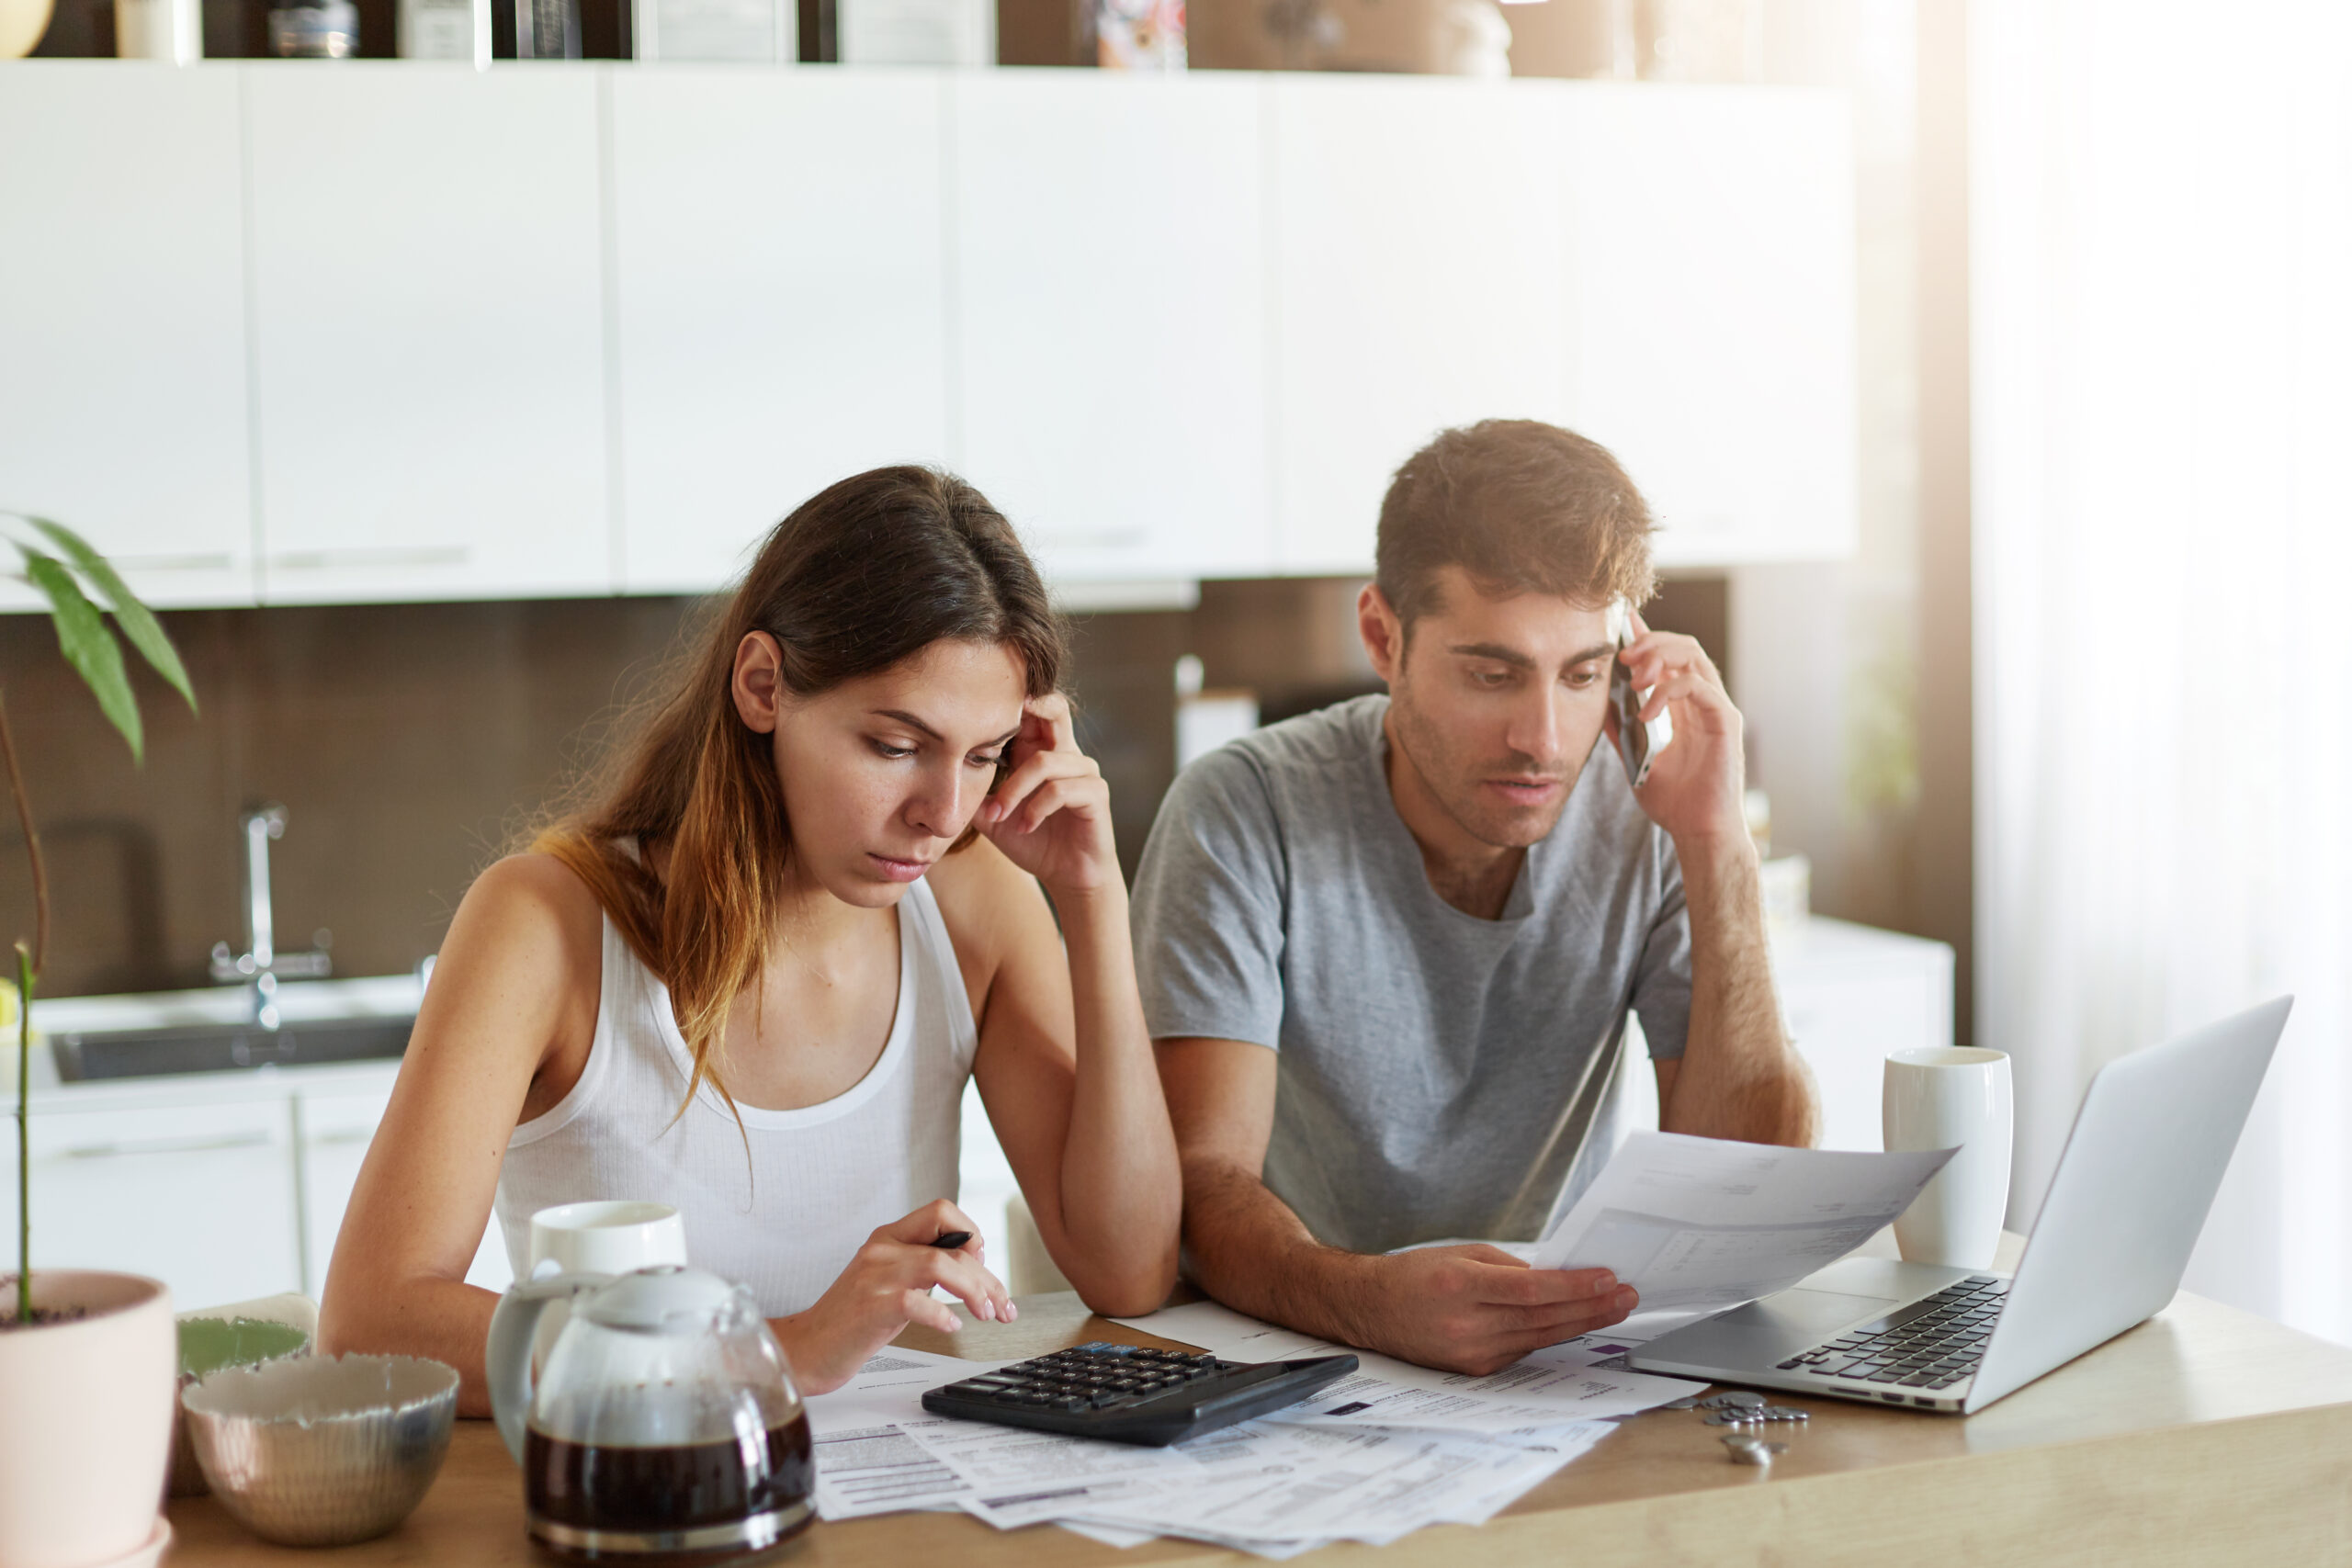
[804,1345,1009,1437]
[1110,1299,1702,1434]
[812,1422,969,1520]
[1056,1419,1614,1553]
[927,1416,1321,1532]
[1530,1132,1956,1314]
[805,1325,1644,1553]
[805,1347,1012,1521]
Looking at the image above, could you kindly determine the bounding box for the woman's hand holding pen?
[773,1199,1013,1395]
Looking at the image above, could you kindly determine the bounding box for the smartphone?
[1607,601,1672,790]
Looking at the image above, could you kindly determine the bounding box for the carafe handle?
[486,1273,607,1464]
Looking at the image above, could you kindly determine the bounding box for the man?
[1132,420,1817,1376]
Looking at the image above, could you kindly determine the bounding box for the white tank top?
[495,879,979,1317]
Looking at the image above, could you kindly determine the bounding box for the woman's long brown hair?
[532,466,1067,1120]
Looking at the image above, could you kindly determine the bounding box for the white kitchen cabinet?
[952,73,1273,587]
[245,63,613,605]
[609,69,950,595]
[1776,918,1954,1152]
[1561,85,1857,566]
[0,62,1860,610]
[0,1098,302,1312]
[1268,75,1571,575]
[0,64,254,611]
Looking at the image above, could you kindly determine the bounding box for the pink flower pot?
[0,1272,175,1568]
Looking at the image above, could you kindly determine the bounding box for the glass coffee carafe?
[488,1265,812,1563]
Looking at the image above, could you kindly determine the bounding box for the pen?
[930,1230,972,1250]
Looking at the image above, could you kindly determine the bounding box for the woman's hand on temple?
[976,693,1120,898]
[772,1201,1013,1395]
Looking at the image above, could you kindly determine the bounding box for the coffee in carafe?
[525,1419,814,1561]
[489,1264,814,1561]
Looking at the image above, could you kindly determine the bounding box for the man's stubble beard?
[1385,680,1578,853]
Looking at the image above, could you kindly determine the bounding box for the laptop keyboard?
[1774,1275,2009,1391]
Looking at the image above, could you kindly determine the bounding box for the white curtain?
[1973,2,2352,1339]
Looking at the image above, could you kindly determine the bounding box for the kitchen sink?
[51,1014,415,1082]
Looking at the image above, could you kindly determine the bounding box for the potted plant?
[0,513,198,1568]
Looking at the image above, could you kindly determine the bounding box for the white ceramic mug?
[1883,1047,2013,1270]
[527,1201,688,1280]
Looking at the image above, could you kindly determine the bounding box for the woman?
[319,467,1181,1407]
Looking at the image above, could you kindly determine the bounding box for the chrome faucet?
[210,804,332,1029]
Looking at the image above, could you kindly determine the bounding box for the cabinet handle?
[305,1128,377,1148]
[57,1131,274,1160]
[270,547,471,570]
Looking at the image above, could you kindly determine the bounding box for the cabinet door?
[953,72,1272,587]
[1561,85,1856,566]
[0,1099,301,1311]
[0,63,254,612]
[245,63,613,605]
[1269,76,1570,575]
[610,69,950,595]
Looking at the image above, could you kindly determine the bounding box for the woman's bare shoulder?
[449,852,606,980]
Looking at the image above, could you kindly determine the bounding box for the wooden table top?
[165,1250,2352,1568]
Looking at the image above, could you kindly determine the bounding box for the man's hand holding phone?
[1604,607,1750,854]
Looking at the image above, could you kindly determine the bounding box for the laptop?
[1626,996,2292,1415]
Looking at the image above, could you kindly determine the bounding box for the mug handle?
[486,1273,607,1464]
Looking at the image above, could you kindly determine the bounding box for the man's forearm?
[1662,835,1819,1145]
[1179,1156,1383,1348]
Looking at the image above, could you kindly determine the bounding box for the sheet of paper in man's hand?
[1530,1133,1958,1316]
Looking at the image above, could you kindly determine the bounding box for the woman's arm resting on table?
[316,855,597,1418]
[943,694,1181,1318]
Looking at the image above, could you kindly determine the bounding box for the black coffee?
[526,1414,813,1556]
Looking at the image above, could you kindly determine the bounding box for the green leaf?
[20,549,142,764]
[26,517,197,715]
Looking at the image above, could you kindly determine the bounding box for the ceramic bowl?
[181,1353,458,1547]
[169,1314,313,1496]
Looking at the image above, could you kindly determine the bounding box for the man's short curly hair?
[1374,420,1658,637]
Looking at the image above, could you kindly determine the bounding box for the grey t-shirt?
[1132,694,1692,1255]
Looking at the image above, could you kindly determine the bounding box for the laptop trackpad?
[1643,1288,1902,1367]
[1755,1289,1902,1334]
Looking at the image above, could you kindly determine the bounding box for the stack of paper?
[804,1328,1687,1556]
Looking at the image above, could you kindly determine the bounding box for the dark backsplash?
[0,596,701,997]
[0,574,1721,999]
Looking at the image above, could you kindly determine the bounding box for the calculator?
[920,1341,1360,1447]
